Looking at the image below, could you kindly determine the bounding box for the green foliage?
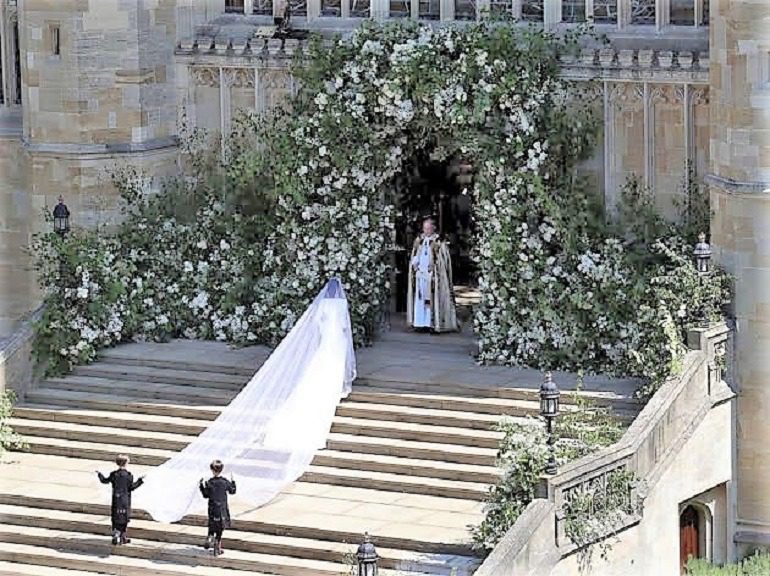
[686,552,770,575]
[30,21,729,404]
[0,390,26,455]
[471,390,623,552]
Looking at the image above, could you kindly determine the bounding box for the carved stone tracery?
[190,66,220,88]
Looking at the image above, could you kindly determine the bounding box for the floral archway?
[250,22,598,341]
[34,22,728,395]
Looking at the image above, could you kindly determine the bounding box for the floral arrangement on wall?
[32,22,729,403]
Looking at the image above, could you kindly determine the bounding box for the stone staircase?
[1,333,641,576]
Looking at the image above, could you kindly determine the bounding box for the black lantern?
[693,233,713,326]
[693,233,712,275]
[52,196,70,236]
[539,371,560,475]
[356,533,378,576]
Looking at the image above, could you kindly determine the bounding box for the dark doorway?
[680,505,700,572]
[392,152,475,313]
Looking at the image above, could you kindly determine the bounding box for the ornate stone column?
[707,0,770,554]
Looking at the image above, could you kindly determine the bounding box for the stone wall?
[0,114,32,338]
[708,0,770,549]
[548,401,734,575]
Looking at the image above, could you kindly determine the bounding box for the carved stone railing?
[548,322,731,550]
[475,322,733,574]
[560,47,709,83]
[176,35,709,86]
[0,307,43,400]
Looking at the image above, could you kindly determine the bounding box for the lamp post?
[52,196,70,236]
[540,371,560,476]
[356,533,378,576]
[693,232,712,327]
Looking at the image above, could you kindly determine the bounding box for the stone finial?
[284,38,300,56]
[231,38,248,54]
[696,51,709,70]
[179,37,195,52]
[638,49,654,68]
[618,49,635,68]
[197,36,214,53]
[677,51,693,69]
[657,50,674,69]
[580,48,597,66]
[267,38,283,56]
[599,48,616,68]
[251,37,267,55]
[214,38,231,54]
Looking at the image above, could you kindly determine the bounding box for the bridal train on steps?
[135,278,356,523]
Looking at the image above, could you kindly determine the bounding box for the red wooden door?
[680,505,699,571]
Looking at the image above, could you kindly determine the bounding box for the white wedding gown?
[135,278,356,523]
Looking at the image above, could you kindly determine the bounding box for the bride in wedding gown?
[135,278,356,523]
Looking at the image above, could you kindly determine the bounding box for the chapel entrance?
[391,151,477,316]
[679,505,700,571]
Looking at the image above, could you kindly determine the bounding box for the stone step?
[14,405,505,450]
[0,493,476,556]
[0,525,425,576]
[73,362,248,388]
[42,374,552,421]
[313,450,500,484]
[24,388,511,432]
[337,402,505,431]
[13,405,213,436]
[96,348,630,413]
[354,378,641,413]
[11,414,499,466]
[0,543,275,576]
[16,437,491,500]
[325,433,497,466]
[98,346,260,377]
[43,376,234,405]
[301,466,488,501]
[0,505,478,575]
[348,391,581,419]
[331,416,504,449]
[24,388,222,420]
[13,418,500,482]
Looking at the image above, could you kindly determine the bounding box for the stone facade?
[708,0,770,553]
[0,1,715,337]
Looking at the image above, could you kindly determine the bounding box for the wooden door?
[680,505,699,571]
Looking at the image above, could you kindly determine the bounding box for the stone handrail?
[0,307,43,399]
[476,322,732,573]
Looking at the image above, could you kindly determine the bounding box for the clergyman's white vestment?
[412,236,434,328]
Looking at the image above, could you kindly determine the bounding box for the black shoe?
[204,535,214,550]
[111,530,120,545]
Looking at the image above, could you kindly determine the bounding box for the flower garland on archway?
[33,22,728,396]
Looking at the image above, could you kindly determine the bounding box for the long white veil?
[135,278,357,523]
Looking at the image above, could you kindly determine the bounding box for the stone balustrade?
[561,47,709,83]
[475,322,734,574]
[0,307,42,400]
[177,38,709,86]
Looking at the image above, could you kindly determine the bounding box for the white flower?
[196,239,207,250]
[77,287,89,299]
[220,239,231,251]
[183,261,194,273]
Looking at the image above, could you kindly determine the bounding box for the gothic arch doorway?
[392,151,477,316]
